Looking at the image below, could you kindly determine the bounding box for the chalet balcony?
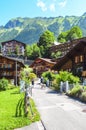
[0,68,13,71]
[0,75,14,79]
[0,67,21,71]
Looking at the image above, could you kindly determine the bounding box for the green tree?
[20,66,33,84]
[25,44,32,58]
[57,26,83,43]
[57,31,69,43]
[67,26,83,41]
[25,43,41,60]
[38,30,55,57]
[20,66,37,85]
[31,44,41,59]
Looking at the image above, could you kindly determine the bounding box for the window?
[75,55,84,63]
[80,55,83,62]
[75,56,79,63]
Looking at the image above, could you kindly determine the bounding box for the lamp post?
[15,60,17,86]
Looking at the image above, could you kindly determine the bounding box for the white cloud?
[49,3,55,12]
[37,0,47,11]
[58,0,67,8]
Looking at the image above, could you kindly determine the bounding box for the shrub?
[56,71,80,85]
[80,91,86,102]
[68,74,80,84]
[0,78,9,91]
[29,73,37,80]
[55,71,80,89]
[69,85,82,97]
[42,71,55,81]
[52,79,60,91]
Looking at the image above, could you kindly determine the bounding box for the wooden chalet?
[0,55,24,85]
[50,39,80,58]
[30,57,56,76]
[52,37,86,80]
[1,39,26,57]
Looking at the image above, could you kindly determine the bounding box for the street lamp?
[15,60,17,86]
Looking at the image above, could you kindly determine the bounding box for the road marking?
[56,103,81,111]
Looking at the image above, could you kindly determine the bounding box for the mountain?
[0,13,86,44]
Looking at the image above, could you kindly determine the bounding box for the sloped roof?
[1,39,26,45]
[30,57,56,67]
[50,37,86,58]
[53,37,86,70]
[0,55,25,67]
[39,57,56,64]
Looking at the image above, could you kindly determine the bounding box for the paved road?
[32,80,86,130]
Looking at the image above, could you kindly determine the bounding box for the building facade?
[30,57,56,76]
[1,39,26,57]
[30,37,86,81]
[52,37,86,81]
[0,55,24,85]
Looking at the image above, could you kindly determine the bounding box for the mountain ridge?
[0,12,86,44]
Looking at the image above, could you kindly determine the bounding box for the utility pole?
[15,60,17,86]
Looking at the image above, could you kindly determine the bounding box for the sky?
[0,0,86,26]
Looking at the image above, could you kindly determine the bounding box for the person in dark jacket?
[31,79,34,87]
[40,76,44,84]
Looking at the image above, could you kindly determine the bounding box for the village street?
[32,79,86,130]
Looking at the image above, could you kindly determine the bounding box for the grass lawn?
[0,87,40,130]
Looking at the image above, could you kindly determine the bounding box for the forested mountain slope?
[0,12,86,44]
